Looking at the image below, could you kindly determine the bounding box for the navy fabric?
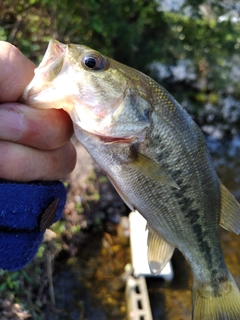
[0,180,66,271]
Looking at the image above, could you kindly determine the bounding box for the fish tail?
[192,274,240,320]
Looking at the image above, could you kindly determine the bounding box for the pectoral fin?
[147,225,175,274]
[129,152,180,189]
[219,183,240,234]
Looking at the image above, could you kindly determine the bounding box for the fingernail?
[0,108,25,141]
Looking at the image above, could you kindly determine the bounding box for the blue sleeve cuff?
[0,180,66,271]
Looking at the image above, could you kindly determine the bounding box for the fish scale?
[103,133,222,281]
[22,39,240,319]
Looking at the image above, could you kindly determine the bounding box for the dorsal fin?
[147,224,175,274]
[219,183,240,234]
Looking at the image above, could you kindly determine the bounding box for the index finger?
[0,41,35,102]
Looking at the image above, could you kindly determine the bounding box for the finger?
[0,140,77,181]
[0,103,73,150]
[0,41,35,102]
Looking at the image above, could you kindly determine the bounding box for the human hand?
[0,41,76,181]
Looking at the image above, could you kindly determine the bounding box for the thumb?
[0,41,35,102]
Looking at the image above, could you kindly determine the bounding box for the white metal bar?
[125,276,153,320]
[129,211,174,280]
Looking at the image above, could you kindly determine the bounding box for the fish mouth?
[40,40,66,68]
[33,39,67,80]
[20,40,68,107]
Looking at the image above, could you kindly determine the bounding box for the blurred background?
[0,1,240,319]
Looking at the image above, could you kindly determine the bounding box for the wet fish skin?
[21,40,240,319]
[74,90,224,281]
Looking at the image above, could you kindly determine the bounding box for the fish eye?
[82,53,105,71]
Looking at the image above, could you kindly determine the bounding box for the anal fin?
[219,183,240,234]
[147,224,175,274]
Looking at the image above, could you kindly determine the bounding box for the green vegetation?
[0,1,239,318]
[0,243,51,319]
[1,0,240,132]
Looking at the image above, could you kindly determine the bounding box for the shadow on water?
[45,233,108,320]
[45,227,130,320]
[46,266,106,320]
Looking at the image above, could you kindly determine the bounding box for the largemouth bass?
[22,40,240,320]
